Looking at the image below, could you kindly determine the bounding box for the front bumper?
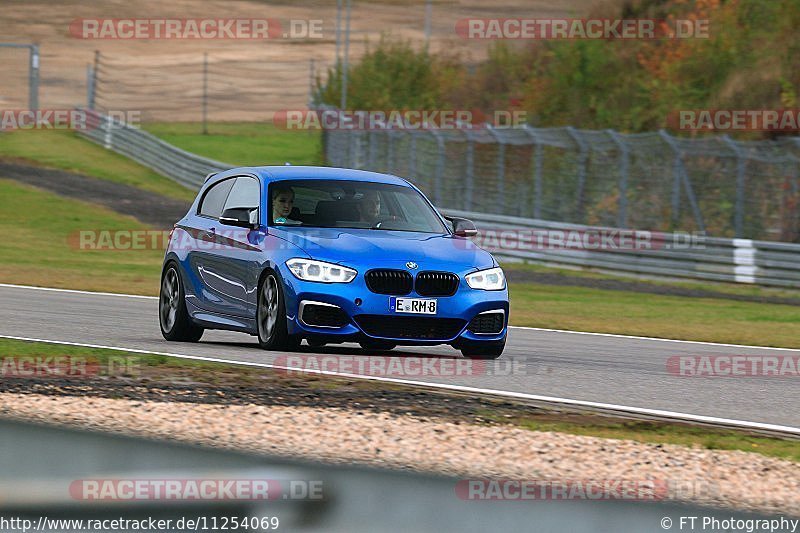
[278,264,509,345]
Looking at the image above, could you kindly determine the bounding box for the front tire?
[257,270,300,351]
[459,336,506,359]
[159,263,204,342]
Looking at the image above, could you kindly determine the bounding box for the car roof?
[217,166,411,186]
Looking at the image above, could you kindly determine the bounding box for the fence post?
[522,125,543,219]
[659,129,705,233]
[28,44,39,111]
[607,130,629,228]
[428,129,445,205]
[463,129,475,211]
[86,64,94,109]
[722,135,746,238]
[103,113,114,150]
[566,126,588,222]
[202,53,208,135]
[308,58,315,107]
[90,50,100,110]
[408,131,417,178]
[485,125,506,215]
[660,130,683,228]
[340,0,352,110]
[386,130,395,173]
[367,129,376,168]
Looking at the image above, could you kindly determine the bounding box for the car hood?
[269,227,496,272]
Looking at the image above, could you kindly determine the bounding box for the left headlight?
[286,258,357,283]
[465,267,506,290]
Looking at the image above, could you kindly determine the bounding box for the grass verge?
[0,130,195,202]
[143,122,322,166]
[0,338,797,463]
[508,281,800,348]
[0,179,163,295]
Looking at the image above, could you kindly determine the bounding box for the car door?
[194,175,263,318]
[184,176,235,315]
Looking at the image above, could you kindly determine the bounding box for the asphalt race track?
[1,284,798,429]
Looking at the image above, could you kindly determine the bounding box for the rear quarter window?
[198,178,235,218]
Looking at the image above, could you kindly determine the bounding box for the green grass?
[143,122,322,166]
[1,336,796,463]
[0,179,164,295]
[509,281,800,348]
[0,130,195,201]
[502,261,800,301]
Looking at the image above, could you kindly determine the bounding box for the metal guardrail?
[442,209,800,288]
[81,110,229,190]
[3,419,779,533]
[76,110,800,288]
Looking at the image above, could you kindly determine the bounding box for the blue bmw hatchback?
[159,166,508,359]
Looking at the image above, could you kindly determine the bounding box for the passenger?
[358,190,382,224]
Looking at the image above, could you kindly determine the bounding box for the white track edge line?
[2,283,798,352]
[0,283,156,300]
[1,333,798,436]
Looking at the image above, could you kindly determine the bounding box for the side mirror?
[448,216,478,237]
[219,208,257,229]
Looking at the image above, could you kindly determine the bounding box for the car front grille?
[415,271,459,296]
[365,269,413,295]
[467,312,505,334]
[301,303,349,328]
[354,315,466,340]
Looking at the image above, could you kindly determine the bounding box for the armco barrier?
[76,111,800,288]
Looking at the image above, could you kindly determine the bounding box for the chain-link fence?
[0,43,39,110]
[322,115,800,242]
[90,52,325,123]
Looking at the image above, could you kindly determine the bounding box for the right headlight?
[286,258,357,283]
[465,267,506,290]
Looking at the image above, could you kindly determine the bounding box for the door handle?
[204,227,216,239]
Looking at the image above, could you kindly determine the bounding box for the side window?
[198,178,235,219]
[223,177,260,223]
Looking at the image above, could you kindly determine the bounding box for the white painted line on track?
[0,283,156,300]
[1,333,798,436]
[2,283,798,352]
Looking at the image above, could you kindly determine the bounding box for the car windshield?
[268,179,449,234]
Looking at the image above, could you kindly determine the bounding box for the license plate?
[390,297,437,315]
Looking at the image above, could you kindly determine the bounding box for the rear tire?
[159,263,204,342]
[459,337,505,359]
[257,270,300,351]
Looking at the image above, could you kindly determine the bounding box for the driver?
[272,186,301,225]
[358,190,382,223]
